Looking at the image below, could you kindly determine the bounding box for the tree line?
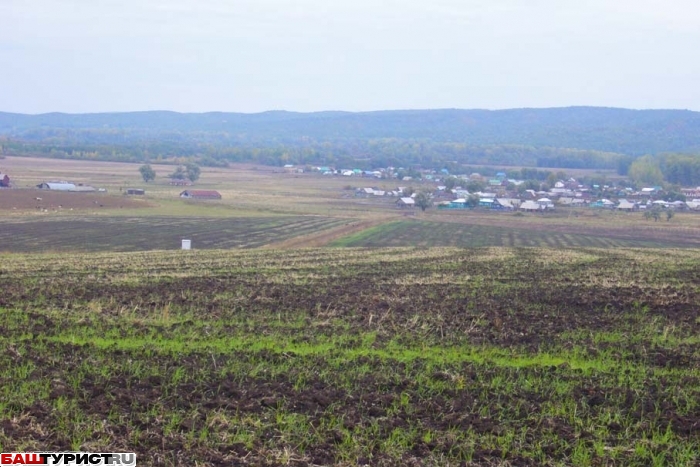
[4,138,700,186]
[621,154,700,187]
[0,138,628,170]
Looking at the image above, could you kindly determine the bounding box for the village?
[314,166,700,213]
[2,162,700,216]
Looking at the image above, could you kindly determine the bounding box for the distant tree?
[139,164,156,182]
[185,163,201,182]
[465,180,485,193]
[402,186,415,197]
[644,205,663,222]
[444,177,458,191]
[414,191,433,212]
[169,165,187,180]
[617,155,636,176]
[664,189,686,202]
[666,209,675,222]
[517,180,540,195]
[629,156,664,186]
[466,194,480,208]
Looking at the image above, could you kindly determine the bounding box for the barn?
[126,188,145,195]
[37,182,76,191]
[180,190,222,200]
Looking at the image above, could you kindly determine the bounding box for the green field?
[2,247,700,466]
[330,219,692,248]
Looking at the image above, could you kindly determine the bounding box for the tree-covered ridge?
[2,107,700,155]
[2,107,700,184]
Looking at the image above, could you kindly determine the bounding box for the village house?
[590,199,616,209]
[681,187,700,198]
[519,200,542,212]
[537,198,555,209]
[616,200,638,211]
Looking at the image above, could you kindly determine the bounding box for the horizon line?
[1,105,697,116]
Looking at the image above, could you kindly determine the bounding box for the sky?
[1,0,699,113]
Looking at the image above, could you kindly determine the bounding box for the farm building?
[0,173,10,187]
[617,200,638,211]
[669,200,687,210]
[37,182,76,191]
[537,198,555,209]
[519,201,542,212]
[495,198,518,210]
[397,197,415,207]
[590,199,616,209]
[686,201,700,211]
[180,190,222,200]
[450,198,468,208]
[356,187,376,197]
[126,188,145,195]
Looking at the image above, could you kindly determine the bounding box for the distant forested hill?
[1,107,700,170]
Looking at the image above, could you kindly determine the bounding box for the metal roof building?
[37,182,76,191]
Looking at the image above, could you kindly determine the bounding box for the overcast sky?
[1,0,699,113]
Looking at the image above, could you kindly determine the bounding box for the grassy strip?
[47,332,667,376]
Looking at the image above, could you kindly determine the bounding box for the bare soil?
[0,189,150,212]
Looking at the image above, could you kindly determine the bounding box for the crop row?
[0,216,348,252]
[331,220,696,248]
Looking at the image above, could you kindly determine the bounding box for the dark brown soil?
[0,188,149,211]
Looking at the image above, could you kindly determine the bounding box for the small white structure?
[520,200,542,211]
[181,239,192,250]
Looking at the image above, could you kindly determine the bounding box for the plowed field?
[0,188,149,211]
[0,216,349,252]
[1,247,700,466]
[331,219,700,248]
